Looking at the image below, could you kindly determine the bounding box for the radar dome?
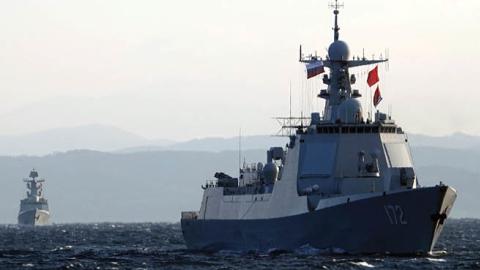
[337,98,363,123]
[328,40,350,61]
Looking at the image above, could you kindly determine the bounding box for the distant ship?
[181,1,456,254]
[18,169,50,226]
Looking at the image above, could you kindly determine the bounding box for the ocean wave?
[350,261,375,268]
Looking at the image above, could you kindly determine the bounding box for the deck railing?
[181,211,198,220]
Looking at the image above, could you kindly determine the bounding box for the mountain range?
[1,124,479,155]
[0,124,477,223]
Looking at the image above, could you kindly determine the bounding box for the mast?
[330,0,343,41]
[238,128,242,174]
[23,169,45,199]
[299,1,388,123]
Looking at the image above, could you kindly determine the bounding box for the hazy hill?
[122,132,480,153]
[0,127,478,223]
[0,124,174,156]
[117,132,480,154]
[0,149,264,224]
[412,146,480,174]
[118,135,289,153]
[415,165,478,218]
[0,123,479,156]
[408,132,480,150]
[0,146,477,224]
[0,124,284,156]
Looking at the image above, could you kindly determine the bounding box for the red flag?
[373,86,383,107]
[367,65,379,87]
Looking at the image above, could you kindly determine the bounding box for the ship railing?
[202,180,218,189]
[181,211,198,220]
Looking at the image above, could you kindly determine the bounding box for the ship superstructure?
[18,169,50,226]
[181,2,456,254]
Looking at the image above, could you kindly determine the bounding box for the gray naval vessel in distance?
[181,2,457,254]
[18,169,50,226]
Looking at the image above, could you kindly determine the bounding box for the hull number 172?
[384,205,407,225]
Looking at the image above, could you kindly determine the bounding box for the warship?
[18,169,50,226]
[181,2,456,254]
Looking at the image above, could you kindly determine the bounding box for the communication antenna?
[385,48,390,71]
[238,128,242,174]
[329,0,344,41]
[329,0,344,11]
[369,87,373,121]
[289,81,292,136]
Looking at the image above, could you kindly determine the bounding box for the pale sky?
[0,0,478,140]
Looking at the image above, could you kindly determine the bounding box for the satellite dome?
[328,40,350,61]
[337,98,363,123]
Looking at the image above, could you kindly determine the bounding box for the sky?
[0,0,478,141]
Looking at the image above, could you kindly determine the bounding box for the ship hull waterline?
[181,186,456,254]
[18,209,50,226]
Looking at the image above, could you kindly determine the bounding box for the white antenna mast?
[289,81,293,136]
[385,48,390,71]
[238,128,242,174]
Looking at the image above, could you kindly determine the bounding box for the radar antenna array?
[273,116,311,137]
[329,0,344,11]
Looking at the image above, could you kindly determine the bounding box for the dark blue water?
[0,219,478,269]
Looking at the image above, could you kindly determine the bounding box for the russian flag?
[306,60,324,79]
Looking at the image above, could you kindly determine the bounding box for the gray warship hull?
[182,186,456,254]
[18,209,50,226]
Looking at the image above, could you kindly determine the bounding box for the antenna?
[329,0,344,41]
[385,48,390,71]
[289,82,293,136]
[369,87,373,122]
[299,45,303,62]
[329,0,344,10]
[238,128,242,174]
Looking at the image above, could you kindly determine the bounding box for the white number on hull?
[384,205,407,225]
